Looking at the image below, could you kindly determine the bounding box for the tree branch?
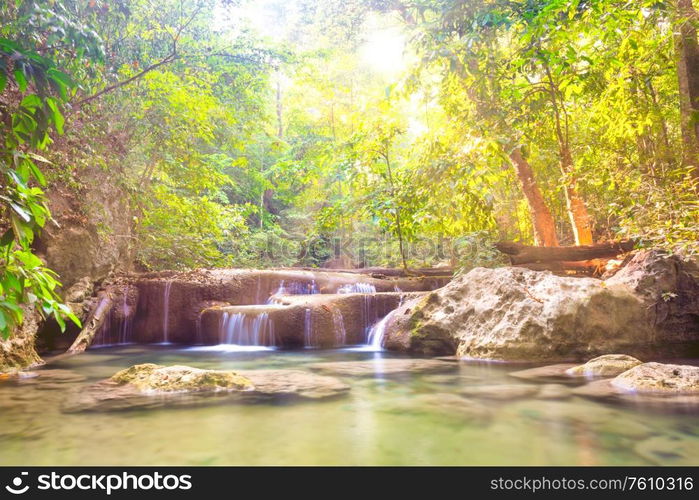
[73,52,177,107]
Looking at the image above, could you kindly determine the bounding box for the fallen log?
[283,266,455,278]
[514,259,609,276]
[495,240,636,265]
[67,291,113,353]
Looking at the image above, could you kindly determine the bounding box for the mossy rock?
[110,363,253,393]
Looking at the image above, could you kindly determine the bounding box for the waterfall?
[162,280,173,343]
[195,311,203,344]
[367,314,389,350]
[337,283,377,294]
[336,283,378,340]
[304,308,314,347]
[119,285,132,344]
[90,296,112,348]
[331,307,347,346]
[267,280,319,304]
[91,289,133,348]
[219,312,276,346]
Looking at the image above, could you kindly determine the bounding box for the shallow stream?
[1,346,697,465]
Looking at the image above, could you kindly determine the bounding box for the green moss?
[110,363,253,393]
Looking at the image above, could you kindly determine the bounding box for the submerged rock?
[509,364,578,382]
[383,251,699,361]
[536,384,572,400]
[381,393,491,425]
[634,435,699,466]
[459,384,539,401]
[62,363,349,412]
[566,354,643,378]
[572,362,699,409]
[307,358,457,377]
[612,362,699,393]
[240,369,350,400]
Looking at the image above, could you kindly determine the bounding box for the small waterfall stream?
[337,283,376,294]
[219,312,276,346]
[303,308,314,347]
[367,314,389,350]
[162,280,174,343]
[91,289,132,348]
[331,307,347,346]
[267,279,320,304]
[119,285,132,344]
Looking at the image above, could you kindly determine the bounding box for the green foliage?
[2,0,698,345]
[0,32,81,339]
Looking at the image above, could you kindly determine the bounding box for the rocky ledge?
[383,250,699,361]
[63,363,349,412]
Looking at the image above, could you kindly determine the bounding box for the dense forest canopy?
[0,0,697,337]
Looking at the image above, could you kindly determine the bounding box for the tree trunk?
[68,292,113,353]
[509,148,559,246]
[495,239,636,264]
[561,148,594,246]
[675,0,699,180]
[383,152,409,270]
[543,62,595,245]
[276,78,283,139]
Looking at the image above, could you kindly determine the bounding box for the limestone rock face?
[63,276,95,320]
[566,354,643,377]
[611,362,699,393]
[131,269,442,345]
[0,305,43,373]
[384,251,699,361]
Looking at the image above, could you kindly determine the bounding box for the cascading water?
[304,308,314,347]
[330,307,347,346]
[91,289,132,348]
[195,311,203,345]
[337,283,376,294]
[162,280,173,343]
[337,282,379,341]
[119,285,132,344]
[367,314,389,350]
[219,311,276,347]
[267,280,320,304]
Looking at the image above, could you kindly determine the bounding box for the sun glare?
[359,26,407,77]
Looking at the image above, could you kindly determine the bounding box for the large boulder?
[572,362,699,409]
[566,354,643,377]
[383,250,699,361]
[612,362,699,393]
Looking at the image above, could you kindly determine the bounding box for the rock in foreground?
[611,362,699,393]
[63,364,349,412]
[573,362,699,409]
[566,354,643,377]
[383,251,699,361]
[110,363,253,392]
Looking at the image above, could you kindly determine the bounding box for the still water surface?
[1,346,697,465]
